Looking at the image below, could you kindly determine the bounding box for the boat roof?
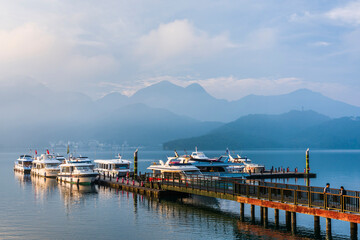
[94,159,131,164]
[33,159,61,164]
[60,163,94,167]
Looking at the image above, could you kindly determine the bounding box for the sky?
[0,0,360,105]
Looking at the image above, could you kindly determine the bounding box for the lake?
[1,148,359,239]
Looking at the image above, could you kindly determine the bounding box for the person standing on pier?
[324,183,331,209]
[340,186,347,210]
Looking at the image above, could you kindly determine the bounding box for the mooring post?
[350,222,358,240]
[240,203,245,221]
[286,211,291,230]
[306,148,310,174]
[291,212,297,234]
[251,205,255,223]
[134,149,138,179]
[314,216,320,237]
[326,218,332,239]
[274,209,279,228]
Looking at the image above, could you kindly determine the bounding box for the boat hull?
[14,165,31,174]
[31,168,60,178]
[57,173,98,185]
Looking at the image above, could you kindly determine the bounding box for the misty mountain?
[0,81,222,147]
[163,110,360,150]
[97,81,360,122]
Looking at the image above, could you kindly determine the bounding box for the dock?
[98,173,360,239]
[246,171,316,179]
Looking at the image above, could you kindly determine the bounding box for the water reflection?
[31,175,58,203]
[14,171,31,189]
[58,182,98,213]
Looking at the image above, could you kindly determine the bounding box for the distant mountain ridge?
[97,81,360,122]
[163,110,360,150]
[1,79,360,148]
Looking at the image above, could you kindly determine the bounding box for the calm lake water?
[1,148,360,239]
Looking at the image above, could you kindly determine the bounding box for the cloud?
[325,1,360,25]
[0,22,117,88]
[311,41,331,47]
[135,19,235,64]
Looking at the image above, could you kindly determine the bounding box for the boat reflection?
[31,174,58,203]
[58,181,98,212]
[14,171,31,188]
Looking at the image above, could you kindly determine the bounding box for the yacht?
[31,154,61,178]
[147,158,202,179]
[170,152,248,178]
[228,154,265,173]
[189,147,218,162]
[94,155,131,177]
[57,158,98,185]
[14,155,33,173]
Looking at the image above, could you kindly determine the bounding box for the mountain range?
[97,81,360,122]
[1,79,360,148]
[163,110,360,150]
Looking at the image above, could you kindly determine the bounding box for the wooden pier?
[246,171,316,179]
[98,173,360,239]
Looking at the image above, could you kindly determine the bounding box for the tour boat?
[57,158,98,185]
[170,151,248,178]
[94,155,131,177]
[228,153,265,173]
[147,158,202,179]
[31,154,61,178]
[14,155,33,173]
[188,147,219,162]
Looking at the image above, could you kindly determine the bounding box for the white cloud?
[312,41,331,47]
[0,22,117,88]
[325,1,360,25]
[135,19,235,64]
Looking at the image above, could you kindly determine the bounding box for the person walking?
[324,183,330,209]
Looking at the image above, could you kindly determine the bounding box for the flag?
[35,150,37,155]
[67,145,70,154]
[46,149,49,154]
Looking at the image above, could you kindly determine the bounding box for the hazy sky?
[1,1,360,105]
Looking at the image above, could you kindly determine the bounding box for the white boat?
[228,154,265,173]
[94,155,131,177]
[57,158,98,185]
[189,147,218,162]
[14,155,33,173]
[147,158,202,179]
[31,154,61,178]
[171,150,249,178]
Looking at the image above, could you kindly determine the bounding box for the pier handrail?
[144,173,360,214]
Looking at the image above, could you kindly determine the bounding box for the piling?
[314,216,320,237]
[260,207,264,224]
[240,203,245,221]
[291,212,296,234]
[274,209,279,228]
[263,207,268,228]
[350,222,357,240]
[250,205,255,223]
[286,211,291,230]
[134,149,138,178]
[326,218,332,239]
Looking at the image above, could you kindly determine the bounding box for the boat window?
[75,166,91,171]
[45,163,59,167]
[114,164,129,170]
